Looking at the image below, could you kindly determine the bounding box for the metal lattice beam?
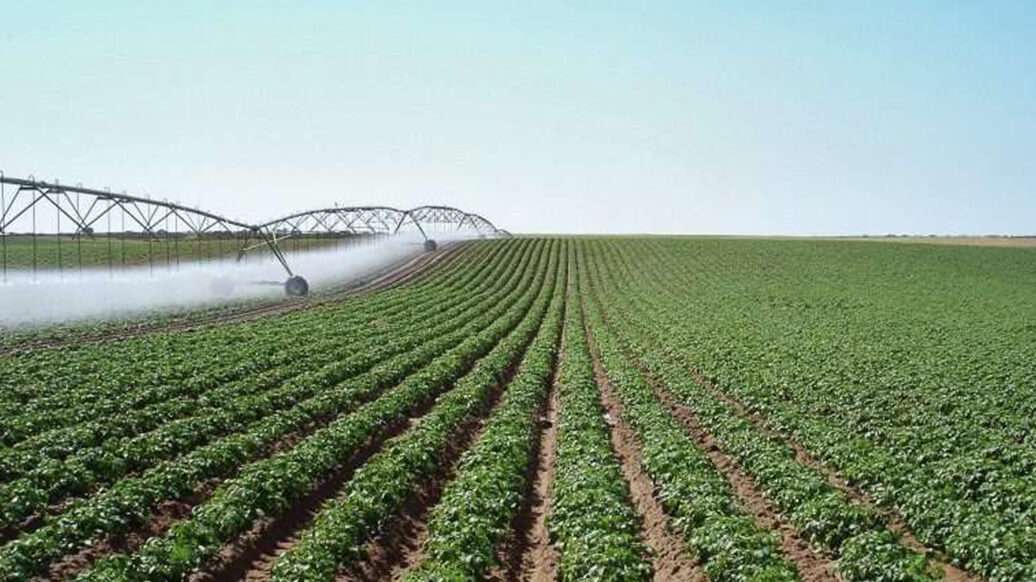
[1,175,509,283]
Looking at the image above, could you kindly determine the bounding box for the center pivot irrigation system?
[0,174,509,295]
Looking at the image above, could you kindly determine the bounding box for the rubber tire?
[423,239,438,252]
[285,275,310,297]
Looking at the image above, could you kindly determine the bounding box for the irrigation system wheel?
[423,239,438,252]
[285,275,310,297]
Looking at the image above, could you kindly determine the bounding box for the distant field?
[838,235,1036,248]
[0,238,1033,580]
[0,234,347,270]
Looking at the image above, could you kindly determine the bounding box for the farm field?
[0,237,1033,581]
[0,235,349,271]
[0,242,453,353]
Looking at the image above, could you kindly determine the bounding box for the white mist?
[0,233,468,328]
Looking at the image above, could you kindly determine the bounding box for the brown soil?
[28,386,380,580]
[592,359,708,582]
[648,379,839,582]
[496,348,563,582]
[687,369,978,582]
[0,245,468,551]
[0,500,62,545]
[18,336,415,579]
[1,242,464,356]
[192,416,414,581]
[351,486,434,582]
[39,480,220,581]
[191,398,429,582]
[339,428,472,582]
[338,359,526,581]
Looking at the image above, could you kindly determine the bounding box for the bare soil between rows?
[191,418,411,582]
[587,299,837,580]
[591,357,707,582]
[649,379,839,582]
[686,367,978,582]
[38,479,221,581]
[192,369,488,582]
[495,346,563,582]
[340,341,536,582]
[35,368,421,581]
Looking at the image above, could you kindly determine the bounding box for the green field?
[0,234,349,270]
[0,237,1032,581]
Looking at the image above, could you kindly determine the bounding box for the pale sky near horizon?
[1,2,1034,235]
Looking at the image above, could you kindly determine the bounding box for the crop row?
[270,240,565,581]
[75,240,560,581]
[0,241,537,533]
[626,236,1036,475]
[0,240,547,581]
[0,236,493,415]
[545,264,653,581]
[0,241,521,478]
[0,240,504,440]
[0,241,514,478]
[404,243,569,580]
[583,240,937,581]
[593,237,1035,579]
[578,246,800,582]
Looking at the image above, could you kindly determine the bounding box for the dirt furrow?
[686,368,977,582]
[39,480,221,581]
[647,379,839,582]
[590,358,708,582]
[32,368,412,581]
[494,351,563,582]
[191,412,421,582]
[339,444,455,582]
[1,247,471,570]
[339,365,525,582]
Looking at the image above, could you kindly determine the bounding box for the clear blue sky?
[1,2,1034,234]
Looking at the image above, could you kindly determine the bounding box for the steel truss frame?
[1,175,507,281]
